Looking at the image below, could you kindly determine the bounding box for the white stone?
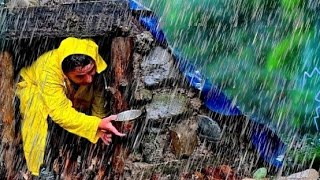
[279,169,319,180]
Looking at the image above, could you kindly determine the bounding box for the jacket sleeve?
[91,75,107,118]
[39,66,100,143]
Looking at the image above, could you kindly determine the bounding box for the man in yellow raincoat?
[16,37,125,176]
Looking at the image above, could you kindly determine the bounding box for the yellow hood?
[57,37,107,73]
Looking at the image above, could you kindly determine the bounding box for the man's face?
[66,61,96,85]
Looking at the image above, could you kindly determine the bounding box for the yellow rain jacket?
[16,37,107,176]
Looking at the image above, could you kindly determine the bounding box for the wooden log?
[0,0,131,40]
[0,51,15,179]
[110,37,134,178]
[0,51,14,125]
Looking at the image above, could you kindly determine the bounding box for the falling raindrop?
[1,0,320,179]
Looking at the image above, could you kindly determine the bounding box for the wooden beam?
[110,36,133,178]
[0,0,131,40]
[0,51,15,179]
[0,51,14,125]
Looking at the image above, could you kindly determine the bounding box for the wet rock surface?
[145,91,189,127]
[5,0,38,8]
[134,31,154,55]
[170,121,198,158]
[140,133,167,163]
[39,0,75,6]
[125,35,265,178]
[126,161,182,179]
[125,142,240,179]
[279,169,319,179]
[133,88,152,102]
[141,46,180,87]
[197,115,222,142]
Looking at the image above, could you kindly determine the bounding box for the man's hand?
[98,115,126,137]
[98,131,113,145]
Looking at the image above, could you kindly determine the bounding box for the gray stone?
[279,169,319,180]
[134,31,154,54]
[141,46,179,87]
[140,133,168,163]
[190,98,202,110]
[5,0,35,8]
[145,92,189,122]
[39,0,76,6]
[197,115,222,142]
[133,89,153,102]
[126,161,181,179]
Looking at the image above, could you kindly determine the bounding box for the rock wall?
[121,31,260,179]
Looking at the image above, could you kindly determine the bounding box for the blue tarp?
[129,0,287,168]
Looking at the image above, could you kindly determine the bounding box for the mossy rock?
[146,92,189,121]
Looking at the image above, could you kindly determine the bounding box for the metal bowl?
[116,110,142,122]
